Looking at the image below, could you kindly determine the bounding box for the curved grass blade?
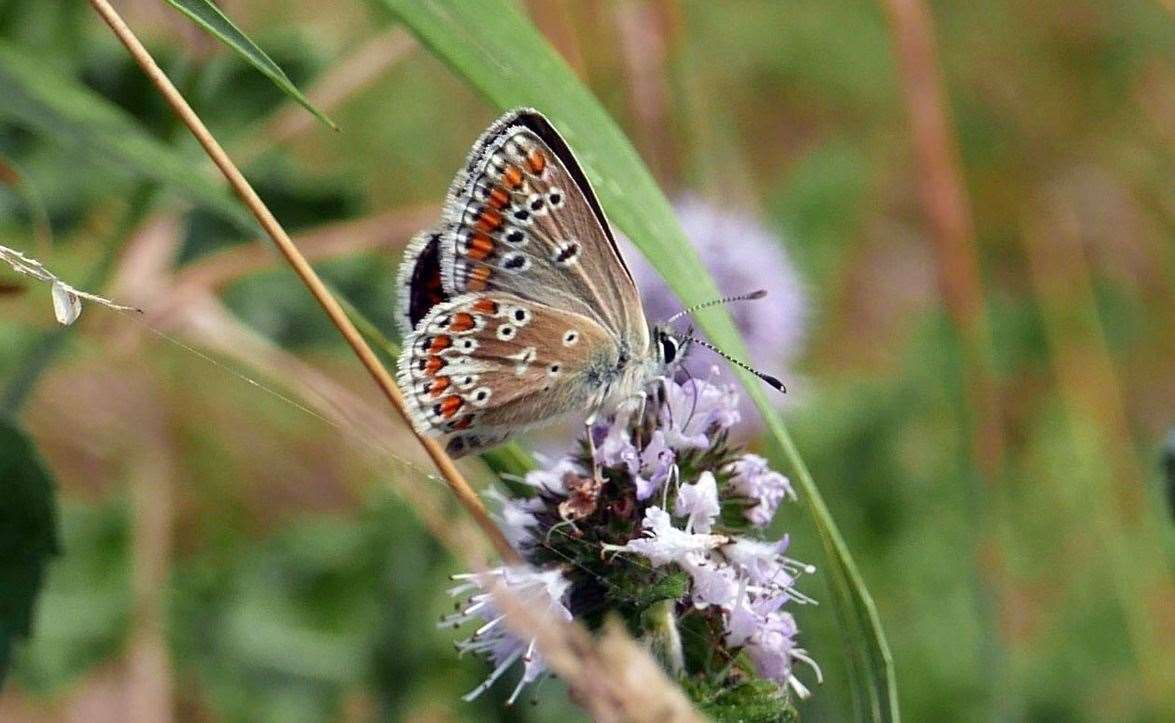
[0,41,254,232]
[164,0,337,131]
[376,1,899,719]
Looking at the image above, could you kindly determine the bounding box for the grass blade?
[164,0,337,130]
[377,1,898,718]
[0,41,254,232]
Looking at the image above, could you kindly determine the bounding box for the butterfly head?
[654,288,788,394]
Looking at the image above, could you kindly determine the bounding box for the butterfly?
[395,108,780,458]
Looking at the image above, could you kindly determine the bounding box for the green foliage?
[10,500,129,694]
[163,0,336,130]
[614,571,690,613]
[683,677,798,723]
[0,40,254,231]
[0,418,58,685]
[1,0,1171,719]
[376,2,896,719]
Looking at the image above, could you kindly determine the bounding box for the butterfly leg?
[584,413,606,485]
[627,390,649,449]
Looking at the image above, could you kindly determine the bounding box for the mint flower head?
[444,374,819,714]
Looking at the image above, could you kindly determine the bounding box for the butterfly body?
[396,109,681,457]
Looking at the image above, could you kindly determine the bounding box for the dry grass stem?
[88,0,518,562]
[0,243,139,325]
[493,585,705,723]
[127,396,176,723]
[174,205,438,295]
[881,0,1004,479]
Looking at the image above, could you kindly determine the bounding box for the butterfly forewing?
[396,291,620,453]
[438,110,648,351]
[395,228,449,335]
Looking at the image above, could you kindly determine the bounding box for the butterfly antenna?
[683,336,787,394]
[663,289,768,324]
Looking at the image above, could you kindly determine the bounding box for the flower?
[634,430,675,501]
[727,454,796,527]
[725,588,823,699]
[659,374,741,449]
[446,374,820,711]
[674,471,720,534]
[721,537,816,604]
[604,506,728,566]
[440,565,573,705]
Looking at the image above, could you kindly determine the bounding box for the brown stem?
[87,0,519,563]
[881,0,1004,480]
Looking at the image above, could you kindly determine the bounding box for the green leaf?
[164,0,336,131]
[376,1,899,719]
[0,41,255,232]
[0,417,60,685]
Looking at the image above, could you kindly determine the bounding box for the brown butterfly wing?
[396,291,619,446]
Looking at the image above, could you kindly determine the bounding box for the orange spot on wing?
[471,298,498,315]
[424,356,445,375]
[436,395,464,419]
[467,266,492,291]
[465,233,495,261]
[474,208,503,233]
[428,336,451,353]
[503,165,524,189]
[527,149,546,174]
[449,312,476,332]
[452,415,474,430]
[487,186,511,209]
[428,376,451,397]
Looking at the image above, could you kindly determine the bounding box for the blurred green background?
[1,0,1172,721]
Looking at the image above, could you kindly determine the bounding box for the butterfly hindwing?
[395,291,620,450]
[438,109,648,348]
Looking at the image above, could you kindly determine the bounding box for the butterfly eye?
[659,334,678,364]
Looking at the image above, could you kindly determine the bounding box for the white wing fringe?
[1,244,140,325]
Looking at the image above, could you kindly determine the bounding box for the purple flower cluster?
[443,373,819,708]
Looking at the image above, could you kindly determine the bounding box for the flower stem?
[644,599,685,676]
